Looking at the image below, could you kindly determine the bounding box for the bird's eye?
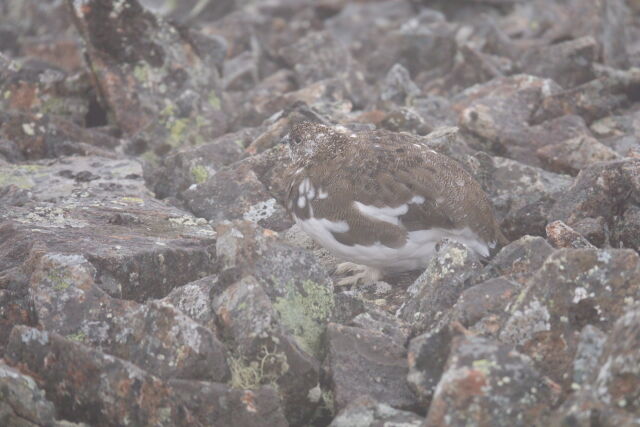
[292,135,302,145]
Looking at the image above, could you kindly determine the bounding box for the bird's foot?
[335,262,382,287]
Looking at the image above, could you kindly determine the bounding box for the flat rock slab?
[326,322,418,412]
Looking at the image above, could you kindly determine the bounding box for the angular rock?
[213,275,321,425]
[425,336,559,426]
[160,274,222,332]
[5,326,192,426]
[144,129,250,200]
[546,220,596,249]
[0,361,57,427]
[326,322,418,412]
[478,235,555,284]
[183,162,292,231]
[139,0,235,25]
[407,326,456,406]
[499,248,640,386]
[378,63,421,108]
[329,396,423,427]
[168,379,288,427]
[549,389,640,427]
[28,251,229,382]
[536,135,619,176]
[399,241,483,333]
[68,0,227,156]
[573,325,606,387]
[593,303,640,413]
[613,205,640,252]
[549,158,640,246]
[0,111,120,160]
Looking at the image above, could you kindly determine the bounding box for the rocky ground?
[1,0,640,426]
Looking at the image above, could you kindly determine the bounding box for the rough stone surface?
[425,336,560,426]
[3,0,640,424]
[326,322,418,413]
[329,396,423,427]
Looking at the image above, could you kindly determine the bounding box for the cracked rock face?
[2,0,640,425]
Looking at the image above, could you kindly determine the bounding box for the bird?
[284,121,507,286]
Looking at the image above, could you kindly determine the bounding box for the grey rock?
[326,322,418,412]
[478,235,555,284]
[536,135,619,176]
[425,336,559,426]
[546,220,596,249]
[329,395,423,427]
[0,361,57,427]
[399,241,483,334]
[573,325,606,387]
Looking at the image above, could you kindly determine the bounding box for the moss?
[229,345,288,390]
[273,280,334,358]
[190,165,209,184]
[208,90,221,110]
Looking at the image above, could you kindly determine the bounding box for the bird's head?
[284,121,340,164]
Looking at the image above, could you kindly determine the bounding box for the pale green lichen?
[168,118,189,147]
[273,280,334,358]
[208,90,221,110]
[190,165,209,184]
[472,359,497,376]
[49,269,72,291]
[66,331,87,342]
[229,345,288,390]
[133,63,150,84]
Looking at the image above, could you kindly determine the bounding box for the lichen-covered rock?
[326,322,418,412]
[546,220,596,249]
[549,389,640,427]
[183,162,292,231]
[4,326,192,426]
[159,274,222,332]
[499,249,640,386]
[573,325,606,388]
[425,336,559,426]
[329,395,423,427]
[407,326,455,407]
[28,251,229,382]
[139,0,235,24]
[536,135,619,176]
[213,275,321,425]
[0,54,90,124]
[612,205,640,253]
[477,235,555,284]
[0,111,120,160]
[549,158,640,246]
[168,379,288,427]
[0,361,57,427]
[68,0,228,156]
[593,303,640,413]
[399,241,483,333]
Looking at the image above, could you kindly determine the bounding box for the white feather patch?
[354,202,408,226]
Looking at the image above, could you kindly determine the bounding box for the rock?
[139,0,235,25]
[215,220,335,359]
[536,135,619,176]
[499,248,640,386]
[0,156,218,305]
[349,309,410,349]
[593,303,640,413]
[454,74,562,165]
[160,274,222,331]
[573,325,606,387]
[144,129,250,200]
[519,36,597,89]
[326,322,418,412]
[469,155,572,240]
[329,396,423,427]
[168,380,288,427]
[28,251,229,382]
[590,111,640,157]
[278,31,370,108]
[0,111,120,160]
[549,389,639,427]
[0,54,90,124]
[183,162,292,231]
[0,361,57,427]
[478,235,555,283]
[4,326,191,426]
[68,0,228,157]
[425,336,560,426]
[378,63,421,108]
[399,241,483,333]
[213,275,321,425]
[546,220,596,249]
[549,158,640,246]
[407,326,456,406]
[613,205,640,252]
